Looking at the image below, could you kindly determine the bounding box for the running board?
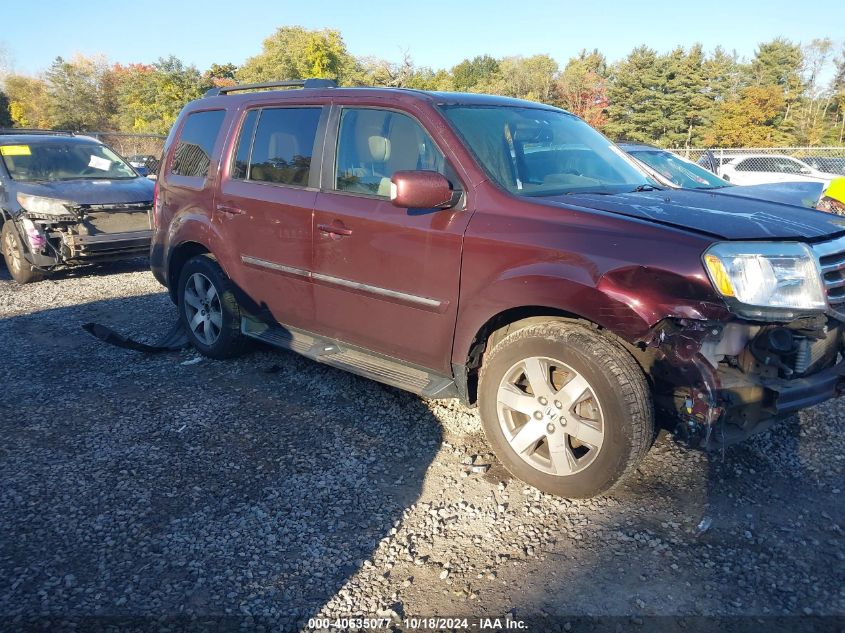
[241,317,458,399]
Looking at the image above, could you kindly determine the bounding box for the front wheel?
[177,254,249,359]
[478,322,654,498]
[2,221,44,284]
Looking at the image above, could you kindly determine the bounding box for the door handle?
[318,223,353,237]
[216,204,245,215]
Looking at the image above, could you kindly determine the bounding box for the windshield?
[440,105,656,196]
[0,141,138,182]
[630,149,729,189]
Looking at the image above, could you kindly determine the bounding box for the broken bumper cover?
[643,317,845,446]
[701,358,845,446]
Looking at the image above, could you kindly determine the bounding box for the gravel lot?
[0,261,843,631]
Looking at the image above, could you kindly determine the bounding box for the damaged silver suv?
[0,130,155,283]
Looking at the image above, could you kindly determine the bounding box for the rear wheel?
[2,221,44,284]
[478,321,654,498]
[177,255,249,359]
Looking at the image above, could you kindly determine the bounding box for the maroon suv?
[151,79,845,498]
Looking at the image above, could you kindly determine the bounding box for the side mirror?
[390,170,456,209]
[800,167,812,175]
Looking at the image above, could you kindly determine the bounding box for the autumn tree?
[3,75,51,128]
[834,45,845,143]
[114,57,203,135]
[238,27,352,83]
[704,85,795,146]
[0,90,11,127]
[556,49,608,128]
[201,63,238,91]
[750,38,804,132]
[44,55,117,130]
[794,38,837,145]
[483,55,558,102]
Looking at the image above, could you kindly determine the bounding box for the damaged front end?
[10,193,152,271]
[637,234,845,448]
[640,315,845,448]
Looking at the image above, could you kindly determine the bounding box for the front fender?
[452,260,728,366]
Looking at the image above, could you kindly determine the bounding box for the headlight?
[703,242,826,318]
[16,193,74,216]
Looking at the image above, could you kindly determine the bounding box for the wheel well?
[167,241,210,299]
[461,306,652,405]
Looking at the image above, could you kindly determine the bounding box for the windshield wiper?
[629,184,662,192]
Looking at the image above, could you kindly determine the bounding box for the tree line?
[1,26,843,147]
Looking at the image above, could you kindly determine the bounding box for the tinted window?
[335,108,447,197]
[171,110,225,178]
[231,110,259,180]
[248,108,321,186]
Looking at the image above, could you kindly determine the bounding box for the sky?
[2,0,843,76]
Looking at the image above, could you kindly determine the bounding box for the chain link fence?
[669,146,845,182]
[84,132,166,162]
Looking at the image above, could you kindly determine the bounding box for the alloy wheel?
[183,272,223,346]
[496,356,604,476]
[3,228,22,277]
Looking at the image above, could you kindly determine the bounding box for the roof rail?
[204,78,338,97]
[0,128,76,136]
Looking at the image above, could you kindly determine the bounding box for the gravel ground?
[0,261,843,632]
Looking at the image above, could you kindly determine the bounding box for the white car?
[718,154,839,186]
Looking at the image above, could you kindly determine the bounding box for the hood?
[15,177,154,206]
[541,188,845,241]
[713,182,825,209]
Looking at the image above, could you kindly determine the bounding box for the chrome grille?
[812,235,845,310]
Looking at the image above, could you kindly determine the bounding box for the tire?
[478,321,654,498]
[2,221,44,284]
[177,254,249,359]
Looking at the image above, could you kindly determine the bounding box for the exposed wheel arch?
[459,306,653,406]
[166,241,211,302]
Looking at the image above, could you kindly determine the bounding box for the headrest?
[269,132,298,160]
[367,136,391,162]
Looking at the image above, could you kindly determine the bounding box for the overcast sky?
[3,0,843,76]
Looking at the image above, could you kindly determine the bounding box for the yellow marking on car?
[0,145,32,156]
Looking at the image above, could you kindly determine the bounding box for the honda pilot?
[151,79,845,498]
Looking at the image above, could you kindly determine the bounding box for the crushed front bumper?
[642,317,845,447]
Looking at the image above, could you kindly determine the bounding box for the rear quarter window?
[170,110,226,178]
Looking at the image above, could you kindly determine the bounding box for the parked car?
[799,155,845,176]
[620,143,826,208]
[126,154,161,177]
[152,80,845,498]
[717,153,840,186]
[0,130,155,283]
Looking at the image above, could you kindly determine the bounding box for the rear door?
[310,103,472,373]
[215,104,327,329]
